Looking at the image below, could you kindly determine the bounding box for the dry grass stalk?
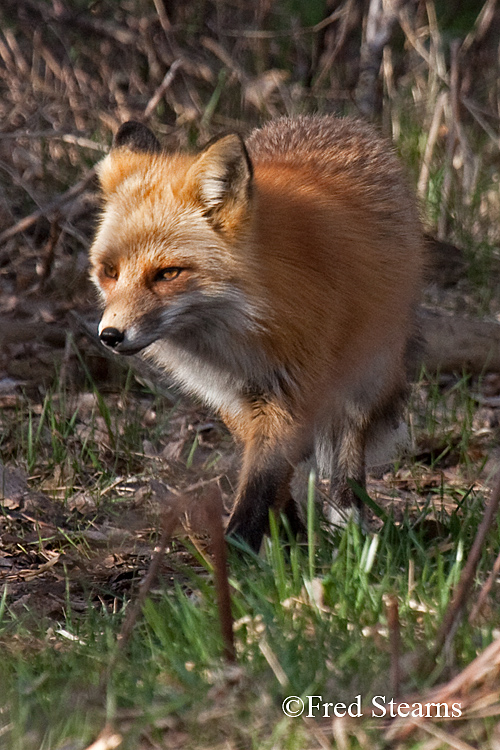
[0,167,97,248]
[313,0,358,89]
[202,487,236,663]
[468,547,500,624]
[460,96,500,146]
[355,0,406,119]
[437,97,456,239]
[430,471,500,664]
[386,594,401,700]
[388,635,500,742]
[449,41,478,207]
[461,0,498,56]
[426,1,448,82]
[103,490,184,684]
[417,90,447,201]
[417,722,481,750]
[143,59,183,121]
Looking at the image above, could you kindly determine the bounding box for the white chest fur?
[145,340,245,417]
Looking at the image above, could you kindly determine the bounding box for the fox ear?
[112,121,161,153]
[185,133,253,230]
[97,122,161,195]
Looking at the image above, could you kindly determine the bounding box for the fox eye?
[103,263,118,280]
[154,267,182,282]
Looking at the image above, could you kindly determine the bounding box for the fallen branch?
[420,309,500,374]
[0,130,108,151]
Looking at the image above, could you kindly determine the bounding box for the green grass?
[0,400,498,749]
[0,515,497,748]
[0,374,178,502]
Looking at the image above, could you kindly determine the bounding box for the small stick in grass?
[100,494,182,690]
[194,486,236,663]
[468,546,500,625]
[430,471,500,665]
[386,594,401,700]
[117,505,179,648]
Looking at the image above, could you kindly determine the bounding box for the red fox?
[90,115,423,551]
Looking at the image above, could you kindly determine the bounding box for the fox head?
[90,121,263,362]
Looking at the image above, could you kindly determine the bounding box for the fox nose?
[99,326,125,348]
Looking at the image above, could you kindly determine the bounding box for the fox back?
[90,116,423,550]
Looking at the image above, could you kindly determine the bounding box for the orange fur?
[90,116,424,550]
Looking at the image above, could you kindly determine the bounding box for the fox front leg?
[224,401,302,551]
[226,452,295,551]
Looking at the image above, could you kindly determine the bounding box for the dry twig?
[0,167,96,248]
[203,487,236,662]
[388,635,500,741]
[468,546,500,624]
[386,594,401,700]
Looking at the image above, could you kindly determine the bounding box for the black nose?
[99,326,125,348]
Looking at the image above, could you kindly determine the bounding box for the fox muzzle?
[98,322,155,355]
